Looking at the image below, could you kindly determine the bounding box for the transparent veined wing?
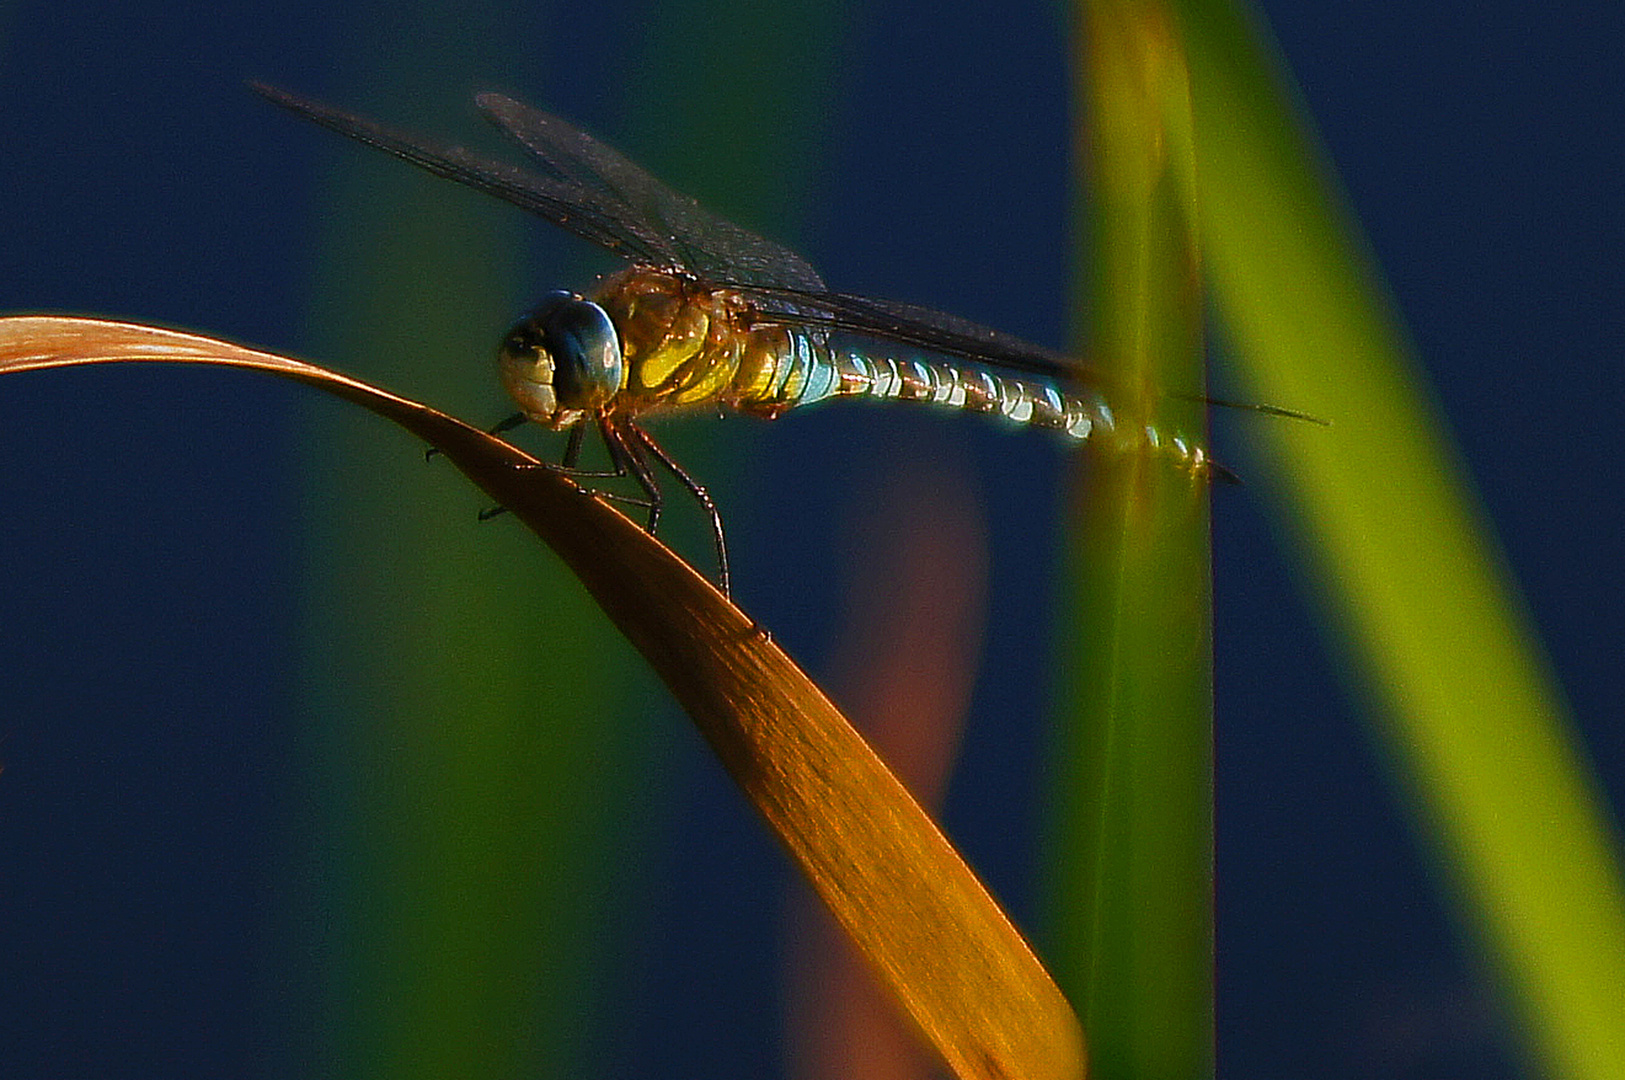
[251,82,681,268]
[476,93,826,293]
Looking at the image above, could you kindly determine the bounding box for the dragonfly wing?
[251,82,682,267]
[477,93,826,292]
[735,283,1115,389]
[747,286,1324,421]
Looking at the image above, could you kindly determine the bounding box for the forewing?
[251,83,680,266]
[477,93,826,292]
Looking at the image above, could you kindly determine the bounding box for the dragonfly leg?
[560,421,587,468]
[540,418,638,481]
[621,419,730,598]
[427,411,530,462]
[490,412,528,437]
[481,416,730,597]
[597,416,663,535]
[481,420,637,520]
[470,413,565,516]
[568,417,658,519]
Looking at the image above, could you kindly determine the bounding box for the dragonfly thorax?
[591,266,803,416]
[498,290,626,428]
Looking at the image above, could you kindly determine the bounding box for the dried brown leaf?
[0,315,1084,1080]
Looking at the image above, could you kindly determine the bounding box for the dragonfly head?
[498,291,625,427]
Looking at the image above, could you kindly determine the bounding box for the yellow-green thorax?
[592,267,793,418]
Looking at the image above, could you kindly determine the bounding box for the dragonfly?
[253,83,1290,595]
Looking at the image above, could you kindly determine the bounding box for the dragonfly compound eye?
[498,290,625,424]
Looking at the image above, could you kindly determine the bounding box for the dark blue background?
[1,2,1619,1077]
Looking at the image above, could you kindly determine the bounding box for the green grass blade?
[1050,2,1214,1076]
[1176,2,1625,1076]
[289,38,641,1080]
[283,8,848,1079]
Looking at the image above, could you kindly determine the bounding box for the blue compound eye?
[498,291,624,419]
[536,292,624,411]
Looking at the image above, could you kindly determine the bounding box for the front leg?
[619,418,730,598]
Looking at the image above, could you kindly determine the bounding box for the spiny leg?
[560,421,586,468]
[597,416,663,536]
[481,416,657,521]
[475,416,730,597]
[427,411,529,462]
[476,417,581,520]
[622,419,730,598]
[550,419,641,482]
[490,412,528,437]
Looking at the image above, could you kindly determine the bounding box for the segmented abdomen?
[732,329,1213,477]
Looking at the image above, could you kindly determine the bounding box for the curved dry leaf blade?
[0,316,1085,1080]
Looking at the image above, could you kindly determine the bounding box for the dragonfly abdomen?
[744,335,1214,476]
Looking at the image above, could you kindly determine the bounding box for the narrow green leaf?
[1176,3,1625,1077]
[290,55,628,1080]
[1052,2,1214,1076]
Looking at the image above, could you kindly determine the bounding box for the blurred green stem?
[1178,1,1625,1077]
[1051,1,1215,1076]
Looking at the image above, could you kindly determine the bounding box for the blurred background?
[0,1,1619,1078]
